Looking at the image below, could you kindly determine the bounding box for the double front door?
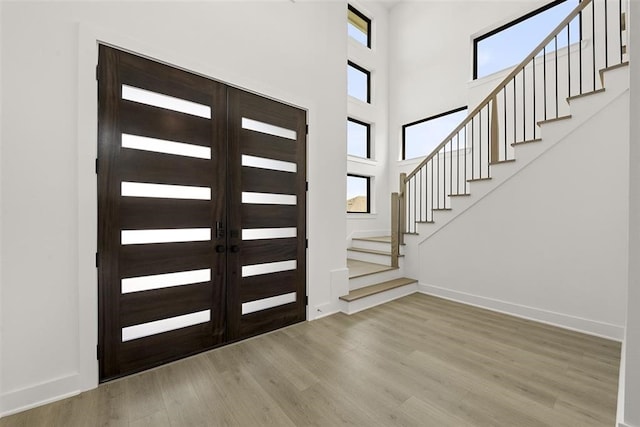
[97,45,307,381]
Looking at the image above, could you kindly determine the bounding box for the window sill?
[348,155,377,166]
[347,213,377,219]
[348,96,373,108]
[398,157,424,167]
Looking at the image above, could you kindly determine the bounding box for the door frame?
[76,25,311,391]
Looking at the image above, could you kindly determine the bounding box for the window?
[348,5,371,48]
[474,0,580,79]
[402,107,468,160]
[347,174,370,213]
[347,118,370,158]
[348,61,370,103]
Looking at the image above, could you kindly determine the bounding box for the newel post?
[399,173,407,245]
[391,192,400,268]
[490,94,500,164]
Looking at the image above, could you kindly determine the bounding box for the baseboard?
[418,283,624,341]
[1,374,80,418]
[311,308,340,320]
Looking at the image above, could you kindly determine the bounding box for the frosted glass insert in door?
[122,85,212,119]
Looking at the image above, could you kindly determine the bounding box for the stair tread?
[537,115,572,126]
[347,259,397,279]
[511,138,542,146]
[339,277,418,302]
[490,159,516,165]
[352,236,392,243]
[600,61,629,74]
[567,88,606,102]
[347,247,404,257]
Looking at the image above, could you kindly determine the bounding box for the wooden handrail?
[405,0,592,182]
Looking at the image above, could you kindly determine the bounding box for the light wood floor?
[1,294,620,426]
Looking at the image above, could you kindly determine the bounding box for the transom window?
[347,174,370,213]
[474,0,580,79]
[347,118,371,159]
[348,5,371,48]
[402,107,468,160]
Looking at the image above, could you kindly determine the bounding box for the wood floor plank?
[0,293,621,426]
[128,410,170,427]
[123,371,166,423]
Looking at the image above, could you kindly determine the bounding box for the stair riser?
[341,283,418,315]
[349,268,405,290]
[350,240,393,252]
[346,250,393,266]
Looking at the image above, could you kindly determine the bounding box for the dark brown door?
[97,46,306,381]
[227,89,307,340]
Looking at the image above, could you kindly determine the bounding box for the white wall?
[389,1,545,190]
[621,1,640,424]
[347,1,391,240]
[0,0,347,416]
[417,89,629,339]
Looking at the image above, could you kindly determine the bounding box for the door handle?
[230,245,240,253]
[215,245,226,253]
[215,221,225,239]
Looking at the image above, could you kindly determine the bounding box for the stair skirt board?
[339,282,419,315]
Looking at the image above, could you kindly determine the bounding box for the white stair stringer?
[410,63,629,246]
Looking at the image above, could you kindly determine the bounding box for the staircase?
[409,61,628,245]
[339,0,627,315]
[339,236,417,314]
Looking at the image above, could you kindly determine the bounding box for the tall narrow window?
[348,5,371,48]
[347,174,371,213]
[402,107,468,160]
[347,118,371,159]
[348,61,371,103]
[474,0,580,79]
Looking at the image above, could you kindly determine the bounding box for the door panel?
[98,46,227,380]
[227,88,307,340]
[98,46,307,380]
